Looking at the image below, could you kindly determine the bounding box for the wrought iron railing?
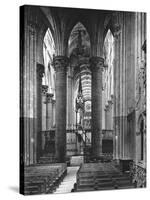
[129,162,146,188]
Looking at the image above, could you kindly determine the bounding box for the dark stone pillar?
[53,56,69,162]
[90,57,104,158]
[36,63,44,161]
[46,93,54,130]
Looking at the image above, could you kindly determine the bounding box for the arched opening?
[102,29,114,157]
[67,22,91,156]
[40,28,56,159]
[43,28,56,95]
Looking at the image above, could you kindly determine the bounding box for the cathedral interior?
[20,5,146,195]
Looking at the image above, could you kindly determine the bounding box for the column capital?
[53,56,69,72]
[42,85,48,95]
[46,93,54,103]
[89,56,104,71]
[37,63,44,79]
[113,24,122,39]
[104,104,109,111]
[52,99,56,104]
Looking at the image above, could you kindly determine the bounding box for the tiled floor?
[54,166,79,194]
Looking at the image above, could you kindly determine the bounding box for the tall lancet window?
[43,28,56,98]
[103,29,114,102]
[102,29,114,130]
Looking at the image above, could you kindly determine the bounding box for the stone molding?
[53,56,69,72]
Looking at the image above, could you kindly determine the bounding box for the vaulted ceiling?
[40,6,116,105]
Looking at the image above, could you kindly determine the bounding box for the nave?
[21,161,139,195]
[20,5,146,195]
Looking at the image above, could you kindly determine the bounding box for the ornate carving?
[113,24,121,38]
[42,85,48,95]
[46,93,54,103]
[52,99,56,105]
[90,57,104,71]
[129,162,146,188]
[136,59,146,110]
[111,12,122,39]
[37,63,44,79]
[52,56,69,73]
[104,104,109,112]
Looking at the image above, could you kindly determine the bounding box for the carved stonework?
[52,99,56,105]
[53,56,69,73]
[42,85,48,95]
[90,57,104,71]
[104,104,109,112]
[136,59,146,110]
[113,24,121,38]
[46,93,54,103]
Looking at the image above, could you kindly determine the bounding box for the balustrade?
[129,162,146,188]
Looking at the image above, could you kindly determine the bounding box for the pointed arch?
[103,29,114,67]
[43,28,56,96]
[67,22,91,57]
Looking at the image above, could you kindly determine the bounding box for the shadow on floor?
[9,186,19,193]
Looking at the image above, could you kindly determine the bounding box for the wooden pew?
[75,162,134,192]
[21,163,67,195]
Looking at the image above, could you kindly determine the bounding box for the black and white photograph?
[19,4,147,195]
[1,1,150,200]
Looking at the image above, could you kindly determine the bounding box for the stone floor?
[54,166,79,194]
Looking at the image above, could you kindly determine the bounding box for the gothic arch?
[36,8,57,65]
[65,20,92,55]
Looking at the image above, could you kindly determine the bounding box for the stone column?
[42,85,48,131]
[53,56,69,162]
[46,93,54,130]
[105,104,109,130]
[90,57,104,158]
[41,85,48,151]
[52,99,56,127]
[113,32,120,160]
[36,63,44,161]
